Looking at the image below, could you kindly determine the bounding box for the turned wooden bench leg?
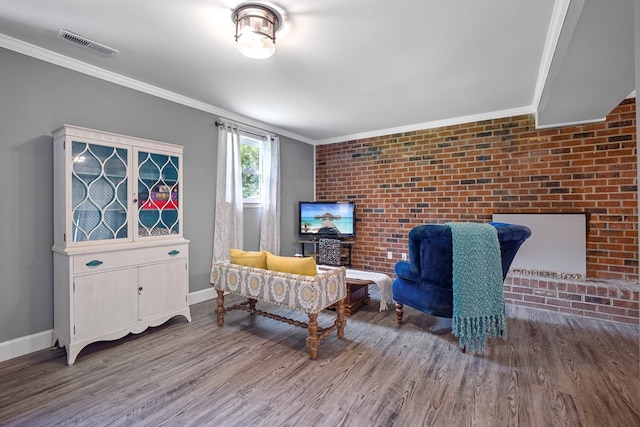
[216,288,345,360]
[337,299,345,339]
[396,302,404,326]
[216,289,226,327]
[306,313,319,360]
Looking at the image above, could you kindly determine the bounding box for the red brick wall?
[316,99,638,282]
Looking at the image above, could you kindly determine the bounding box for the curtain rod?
[215,120,273,139]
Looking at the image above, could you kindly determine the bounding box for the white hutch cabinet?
[52,125,191,365]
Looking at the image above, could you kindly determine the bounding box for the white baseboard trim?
[0,288,217,363]
[189,287,216,305]
[0,330,54,363]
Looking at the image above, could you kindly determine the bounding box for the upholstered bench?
[211,261,347,359]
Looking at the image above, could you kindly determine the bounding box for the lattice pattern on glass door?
[137,151,180,237]
[71,142,128,242]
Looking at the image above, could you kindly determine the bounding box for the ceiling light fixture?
[232,3,283,59]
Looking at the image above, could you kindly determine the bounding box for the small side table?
[321,266,392,316]
[328,277,372,316]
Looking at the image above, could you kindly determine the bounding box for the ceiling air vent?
[58,29,119,56]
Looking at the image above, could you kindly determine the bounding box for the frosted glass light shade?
[233,4,281,59]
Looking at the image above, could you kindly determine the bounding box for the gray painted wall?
[0,47,315,343]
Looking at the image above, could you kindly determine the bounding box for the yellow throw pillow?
[230,249,267,269]
[266,252,317,276]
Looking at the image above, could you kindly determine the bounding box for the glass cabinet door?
[136,150,180,237]
[71,141,129,242]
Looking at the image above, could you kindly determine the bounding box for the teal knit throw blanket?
[446,222,507,353]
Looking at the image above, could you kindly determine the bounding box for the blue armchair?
[393,222,531,323]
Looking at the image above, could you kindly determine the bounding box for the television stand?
[297,239,354,268]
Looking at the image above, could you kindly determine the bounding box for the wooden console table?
[325,277,372,316]
[341,277,373,316]
[321,267,393,316]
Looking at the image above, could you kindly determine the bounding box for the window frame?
[239,133,264,206]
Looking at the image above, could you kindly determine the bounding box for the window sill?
[243,201,262,208]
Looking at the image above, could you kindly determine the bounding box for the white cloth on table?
[317,266,394,311]
[346,269,393,311]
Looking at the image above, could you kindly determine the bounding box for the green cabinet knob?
[168,250,180,256]
[86,260,103,267]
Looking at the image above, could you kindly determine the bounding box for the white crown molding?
[0,33,315,145]
[532,0,573,112]
[315,105,536,145]
[535,116,605,130]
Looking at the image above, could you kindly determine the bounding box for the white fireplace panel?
[493,213,586,276]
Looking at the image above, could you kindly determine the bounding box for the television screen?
[299,201,355,238]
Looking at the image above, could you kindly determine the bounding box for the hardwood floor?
[1,289,638,426]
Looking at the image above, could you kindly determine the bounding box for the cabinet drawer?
[73,244,188,274]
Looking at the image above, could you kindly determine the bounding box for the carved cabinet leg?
[216,289,226,327]
[396,302,404,326]
[306,313,319,360]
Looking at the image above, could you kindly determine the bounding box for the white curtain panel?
[212,123,243,265]
[259,135,281,254]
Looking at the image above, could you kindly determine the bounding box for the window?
[240,134,263,203]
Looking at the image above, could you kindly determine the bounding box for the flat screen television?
[299,201,355,239]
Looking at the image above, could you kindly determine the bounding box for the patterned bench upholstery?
[211,261,347,359]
